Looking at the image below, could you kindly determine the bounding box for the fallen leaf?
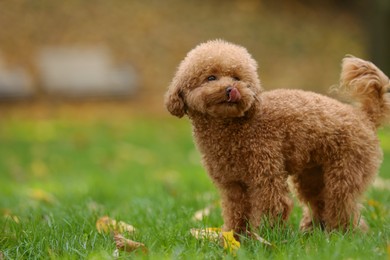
[190,227,220,242]
[28,189,57,204]
[113,233,147,253]
[367,199,381,208]
[192,201,220,221]
[87,201,104,213]
[190,228,240,254]
[117,221,136,233]
[190,228,274,253]
[192,205,214,221]
[96,216,136,234]
[221,230,241,253]
[96,216,117,233]
[2,209,20,223]
[366,199,388,221]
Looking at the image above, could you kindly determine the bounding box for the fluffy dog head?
[165,40,262,118]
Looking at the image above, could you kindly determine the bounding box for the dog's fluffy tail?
[339,56,390,127]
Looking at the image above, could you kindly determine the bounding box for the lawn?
[0,116,389,259]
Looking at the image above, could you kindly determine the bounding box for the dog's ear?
[164,81,186,118]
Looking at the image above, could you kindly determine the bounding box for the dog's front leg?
[248,175,293,229]
[218,181,251,234]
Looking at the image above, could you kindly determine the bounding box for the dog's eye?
[207,75,217,81]
[233,76,240,81]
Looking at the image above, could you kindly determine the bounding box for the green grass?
[0,117,389,259]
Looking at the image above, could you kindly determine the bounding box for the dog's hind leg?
[290,166,326,231]
[321,156,376,232]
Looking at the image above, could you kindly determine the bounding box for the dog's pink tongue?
[228,87,241,102]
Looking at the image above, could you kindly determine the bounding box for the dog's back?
[260,88,382,176]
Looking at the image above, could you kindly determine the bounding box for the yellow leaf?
[367,199,381,208]
[190,228,240,254]
[113,233,147,253]
[96,216,136,234]
[28,189,57,204]
[221,231,241,253]
[2,209,20,223]
[96,216,115,233]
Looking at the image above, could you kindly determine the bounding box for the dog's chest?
[194,119,250,146]
[192,120,270,181]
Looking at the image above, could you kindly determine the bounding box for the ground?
[0,111,389,259]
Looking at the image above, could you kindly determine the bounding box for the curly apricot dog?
[165,39,389,233]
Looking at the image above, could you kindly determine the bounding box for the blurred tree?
[270,0,390,75]
[291,0,389,74]
[362,0,390,75]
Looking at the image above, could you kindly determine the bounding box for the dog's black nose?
[226,86,233,96]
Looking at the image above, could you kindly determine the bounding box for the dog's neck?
[188,103,258,128]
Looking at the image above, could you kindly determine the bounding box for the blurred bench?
[0,55,34,99]
[36,46,138,98]
[0,46,138,100]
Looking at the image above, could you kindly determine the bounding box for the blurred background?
[1,3,390,257]
[0,0,388,117]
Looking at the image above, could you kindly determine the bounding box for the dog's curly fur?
[165,39,390,233]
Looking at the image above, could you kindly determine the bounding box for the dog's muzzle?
[226,87,241,102]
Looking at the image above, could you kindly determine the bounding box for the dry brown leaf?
[2,209,20,223]
[190,227,220,242]
[87,201,104,213]
[192,205,214,221]
[96,216,115,233]
[192,201,219,221]
[117,220,136,233]
[113,233,147,253]
[96,216,136,234]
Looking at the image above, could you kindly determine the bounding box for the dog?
[165,39,389,234]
